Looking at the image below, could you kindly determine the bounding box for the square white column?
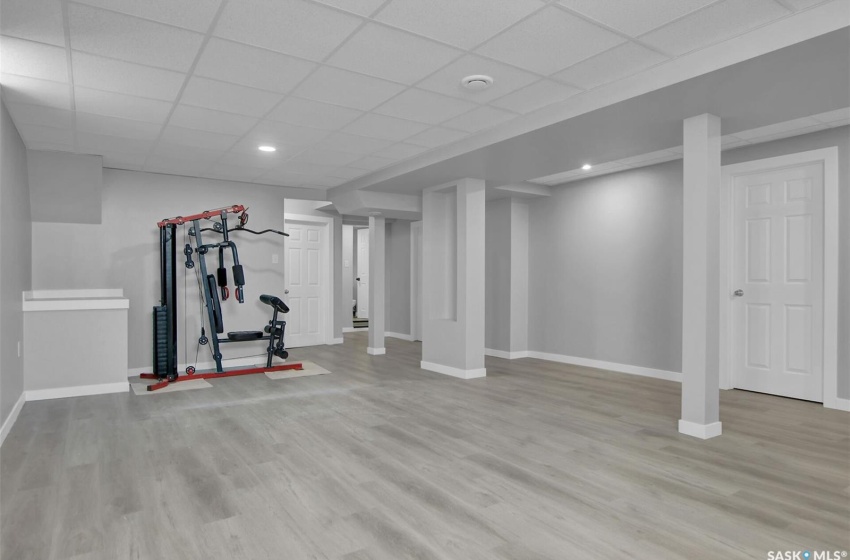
[680,113,723,439]
[367,215,386,355]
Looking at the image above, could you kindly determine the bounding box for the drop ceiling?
[0,0,846,194]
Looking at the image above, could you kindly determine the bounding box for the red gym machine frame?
[146,204,302,392]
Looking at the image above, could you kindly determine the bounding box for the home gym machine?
[141,204,303,391]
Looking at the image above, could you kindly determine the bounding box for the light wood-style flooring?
[2,332,848,559]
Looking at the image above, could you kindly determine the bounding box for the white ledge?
[23,289,129,312]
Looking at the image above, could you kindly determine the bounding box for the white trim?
[526,351,682,383]
[367,347,386,355]
[833,398,850,412]
[386,331,414,341]
[23,297,129,312]
[420,361,486,379]
[720,147,839,409]
[26,381,129,401]
[485,348,530,360]
[330,337,344,345]
[342,326,357,333]
[25,288,123,299]
[0,392,26,447]
[284,213,335,347]
[678,419,723,439]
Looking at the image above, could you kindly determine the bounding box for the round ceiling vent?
[461,74,493,90]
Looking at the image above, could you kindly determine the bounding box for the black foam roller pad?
[232,265,245,286]
[217,267,227,286]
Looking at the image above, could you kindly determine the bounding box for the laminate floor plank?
[1,332,847,559]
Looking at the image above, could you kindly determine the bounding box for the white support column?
[680,113,723,439]
[421,178,486,378]
[367,215,386,355]
[509,199,529,355]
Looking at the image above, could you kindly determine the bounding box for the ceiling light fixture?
[258,145,276,152]
[582,163,592,170]
[461,74,494,90]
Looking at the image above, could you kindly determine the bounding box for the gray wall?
[385,220,411,335]
[31,168,323,369]
[722,126,849,399]
[528,161,685,373]
[485,199,512,351]
[0,98,32,427]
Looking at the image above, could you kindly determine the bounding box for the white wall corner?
[343,326,357,333]
[421,360,486,379]
[0,392,26,447]
[386,331,414,341]
[678,419,723,439]
[485,348,529,360]
[827,397,850,412]
[367,347,386,355]
[331,337,344,345]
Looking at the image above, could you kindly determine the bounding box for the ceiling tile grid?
[0,0,824,189]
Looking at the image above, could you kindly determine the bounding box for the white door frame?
[284,213,334,346]
[410,221,423,341]
[719,147,839,409]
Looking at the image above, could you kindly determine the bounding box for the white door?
[731,162,824,401]
[356,227,369,319]
[284,221,326,347]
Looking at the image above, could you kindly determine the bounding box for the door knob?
[284,289,289,294]
[733,289,744,297]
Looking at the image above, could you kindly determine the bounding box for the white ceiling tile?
[294,175,345,188]
[72,52,185,101]
[5,102,74,129]
[148,154,216,178]
[74,87,173,123]
[375,0,543,49]
[490,80,581,114]
[0,74,71,109]
[553,42,668,89]
[169,105,259,136]
[405,126,469,148]
[0,0,65,46]
[255,167,314,185]
[349,155,397,171]
[0,37,68,82]
[100,150,148,170]
[280,161,342,175]
[374,88,477,125]
[152,142,223,163]
[372,142,429,160]
[76,131,156,155]
[327,24,462,85]
[292,67,406,111]
[72,0,223,32]
[311,0,386,16]
[342,113,430,141]
[16,123,74,149]
[558,0,717,36]
[68,4,205,72]
[811,107,850,123]
[289,149,363,166]
[76,112,163,140]
[194,38,316,94]
[214,0,361,61]
[475,6,626,75]
[417,54,541,103]
[639,0,791,56]
[734,116,823,140]
[232,120,330,153]
[440,105,517,133]
[160,125,240,151]
[204,163,268,183]
[267,97,363,130]
[217,150,283,169]
[316,132,394,155]
[328,166,368,180]
[180,76,284,117]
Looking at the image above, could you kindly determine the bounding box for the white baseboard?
[343,327,356,333]
[0,392,26,447]
[367,347,386,355]
[330,337,344,345]
[526,351,682,383]
[386,332,413,341]
[420,361,486,379]
[485,348,529,360]
[829,397,850,412]
[26,381,129,402]
[678,419,723,439]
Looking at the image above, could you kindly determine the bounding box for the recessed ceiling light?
[461,74,493,90]
[582,163,592,170]
[258,145,276,152]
